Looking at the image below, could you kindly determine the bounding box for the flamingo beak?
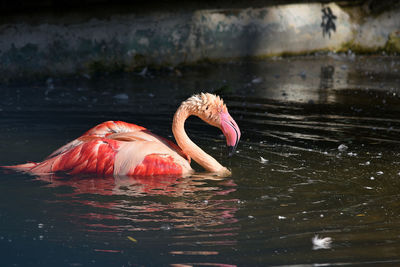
[220,111,241,157]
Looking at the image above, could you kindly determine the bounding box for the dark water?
[1,55,400,266]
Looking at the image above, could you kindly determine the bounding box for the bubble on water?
[370,177,375,180]
[338,144,348,152]
[320,214,324,218]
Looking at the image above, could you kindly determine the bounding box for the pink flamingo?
[3,93,240,177]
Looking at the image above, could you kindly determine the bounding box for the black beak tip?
[227,146,235,157]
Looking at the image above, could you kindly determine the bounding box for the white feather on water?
[312,235,332,250]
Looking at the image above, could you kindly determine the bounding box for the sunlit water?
[1,55,400,266]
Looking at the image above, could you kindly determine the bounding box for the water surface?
[1,55,400,266]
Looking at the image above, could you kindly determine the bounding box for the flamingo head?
[185,93,241,156]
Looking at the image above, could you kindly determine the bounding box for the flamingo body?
[7,121,192,176]
[4,93,241,177]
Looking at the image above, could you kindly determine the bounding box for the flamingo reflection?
[37,173,239,233]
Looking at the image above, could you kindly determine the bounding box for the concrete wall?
[0,1,399,82]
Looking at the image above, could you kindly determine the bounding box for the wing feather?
[5,121,192,176]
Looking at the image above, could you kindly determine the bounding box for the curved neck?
[172,105,229,174]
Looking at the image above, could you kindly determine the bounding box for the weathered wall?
[0,1,399,81]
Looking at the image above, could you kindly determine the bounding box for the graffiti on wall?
[321,7,337,38]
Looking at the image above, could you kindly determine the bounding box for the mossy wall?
[0,1,399,82]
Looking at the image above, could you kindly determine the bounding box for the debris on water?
[360,161,370,166]
[38,223,44,229]
[370,176,375,180]
[44,78,55,95]
[113,93,129,100]
[251,77,263,84]
[138,67,148,77]
[160,224,172,231]
[127,236,137,243]
[260,156,268,163]
[278,216,286,220]
[376,171,384,175]
[312,235,332,250]
[174,69,183,77]
[365,186,373,190]
[248,215,254,219]
[299,71,306,79]
[347,152,357,156]
[46,77,54,88]
[338,144,348,152]
[261,195,278,201]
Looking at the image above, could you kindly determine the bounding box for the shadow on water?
[1,55,400,266]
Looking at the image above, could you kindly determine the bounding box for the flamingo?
[3,93,241,177]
